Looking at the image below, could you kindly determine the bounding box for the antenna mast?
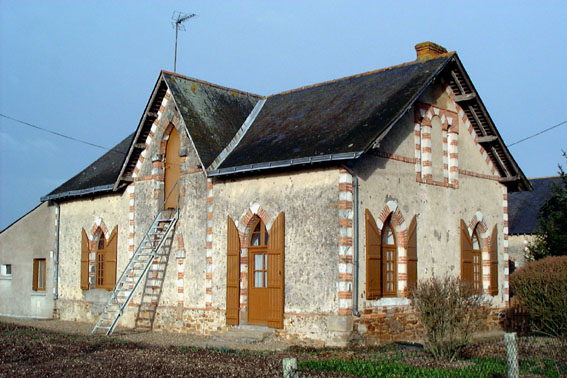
[172,11,196,73]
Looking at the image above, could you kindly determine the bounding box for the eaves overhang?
[207,151,363,177]
[41,184,115,202]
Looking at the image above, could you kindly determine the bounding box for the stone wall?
[349,81,509,344]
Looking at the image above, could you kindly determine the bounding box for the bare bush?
[411,275,490,361]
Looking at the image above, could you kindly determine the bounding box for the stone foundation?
[57,299,505,345]
[353,305,505,345]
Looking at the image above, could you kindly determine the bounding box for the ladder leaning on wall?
[92,184,179,336]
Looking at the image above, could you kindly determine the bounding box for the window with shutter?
[365,209,382,299]
[103,227,118,290]
[381,218,397,297]
[461,220,481,293]
[32,258,46,291]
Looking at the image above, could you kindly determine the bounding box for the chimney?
[415,41,448,60]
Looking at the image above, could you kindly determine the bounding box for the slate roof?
[162,72,261,168]
[41,133,134,201]
[43,44,532,201]
[509,176,564,234]
[216,55,452,171]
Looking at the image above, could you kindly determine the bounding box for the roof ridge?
[268,52,456,97]
[161,70,263,99]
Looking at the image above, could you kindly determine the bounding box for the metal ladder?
[92,209,178,336]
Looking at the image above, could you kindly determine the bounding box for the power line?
[508,120,567,147]
[0,113,186,168]
[0,113,111,151]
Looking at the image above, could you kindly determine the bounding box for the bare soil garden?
[1,318,565,377]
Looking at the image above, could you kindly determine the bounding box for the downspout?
[342,164,361,317]
[53,202,60,301]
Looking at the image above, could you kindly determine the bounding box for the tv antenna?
[172,11,196,72]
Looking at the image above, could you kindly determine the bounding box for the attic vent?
[415,42,448,60]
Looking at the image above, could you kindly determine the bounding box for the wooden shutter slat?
[226,217,240,326]
[267,212,284,329]
[460,220,474,286]
[490,225,499,296]
[365,209,382,299]
[103,226,118,291]
[406,216,418,293]
[81,229,89,290]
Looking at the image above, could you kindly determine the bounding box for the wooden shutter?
[267,212,285,329]
[32,259,39,291]
[460,220,474,286]
[406,216,418,293]
[226,217,241,326]
[103,226,118,291]
[489,225,499,296]
[365,209,382,299]
[81,229,89,290]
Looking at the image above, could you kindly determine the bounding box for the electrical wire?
[508,120,567,147]
[0,113,112,151]
[0,113,191,168]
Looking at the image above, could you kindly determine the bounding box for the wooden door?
[248,213,284,328]
[164,127,180,209]
[249,250,269,325]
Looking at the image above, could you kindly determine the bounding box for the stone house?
[3,42,530,345]
[508,176,563,270]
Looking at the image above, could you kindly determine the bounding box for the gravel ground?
[0,316,292,351]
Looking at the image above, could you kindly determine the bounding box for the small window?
[381,219,397,297]
[471,228,482,292]
[250,219,268,247]
[33,259,46,291]
[1,264,12,277]
[97,234,105,287]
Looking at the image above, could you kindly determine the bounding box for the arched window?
[381,219,397,297]
[96,233,105,287]
[460,219,482,294]
[250,219,268,288]
[250,219,268,247]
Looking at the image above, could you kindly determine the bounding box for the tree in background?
[528,151,567,260]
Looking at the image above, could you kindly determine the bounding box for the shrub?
[509,256,567,340]
[411,275,490,361]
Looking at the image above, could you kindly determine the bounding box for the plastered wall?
[0,202,56,318]
[356,82,507,313]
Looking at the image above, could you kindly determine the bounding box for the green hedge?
[509,256,567,339]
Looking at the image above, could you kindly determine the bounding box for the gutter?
[342,164,361,317]
[41,184,115,202]
[208,152,363,177]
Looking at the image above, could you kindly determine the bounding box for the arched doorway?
[164,127,180,209]
[247,213,285,328]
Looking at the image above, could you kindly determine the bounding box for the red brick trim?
[338,168,354,316]
[205,178,214,310]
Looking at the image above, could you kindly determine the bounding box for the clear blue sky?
[1,1,566,230]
